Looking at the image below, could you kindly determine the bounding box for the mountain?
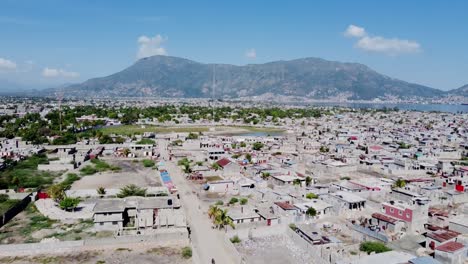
[48,55,447,100]
[447,84,468,97]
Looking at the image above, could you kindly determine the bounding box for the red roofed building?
[371,212,405,232]
[215,158,241,178]
[425,229,460,250]
[434,241,467,264]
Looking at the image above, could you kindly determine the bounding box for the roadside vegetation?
[0,154,61,190]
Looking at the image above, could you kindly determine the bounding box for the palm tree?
[208,205,220,219]
[393,178,406,188]
[305,176,312,187]
[214,209,235,230]
[117,184,147,198]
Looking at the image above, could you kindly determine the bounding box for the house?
[425,229,460,250]
[325,191,366,212]
[294,224,339,245]
[294,199,333,218]
[434,241,467,264]
[448,215,468,234]
[93,196,182,231]
[371,212,406,232]
[227,207,262,224]
[93,199,126,230]
[216,158,241,178]
[380,198,429,233]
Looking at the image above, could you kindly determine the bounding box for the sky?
[0,0,467,91]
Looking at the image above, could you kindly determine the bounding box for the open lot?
[235,235,314,264]
[71,159,161,190]
[0,245,191,264]
[99,125,284,136]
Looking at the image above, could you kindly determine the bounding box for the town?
[0,97,467,264]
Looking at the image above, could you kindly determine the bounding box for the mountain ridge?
[42,55,465,100]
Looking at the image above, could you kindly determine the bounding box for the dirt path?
[159,139,237,264]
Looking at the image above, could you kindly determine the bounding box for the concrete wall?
[0,230,189,257]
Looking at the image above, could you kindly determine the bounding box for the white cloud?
[344,25,366,38]
[137,34,168,59]
[42,67,79,78]
[356,36,421,55]
[245,48,257,59]
[344,24,421,55]
[0,58,17,71]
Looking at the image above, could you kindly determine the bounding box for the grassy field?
[99,125,210,136]
[99,125,284,136]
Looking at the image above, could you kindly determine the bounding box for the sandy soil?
[71,160,162,190]
[0,246,191,264]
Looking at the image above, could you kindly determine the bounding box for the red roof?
[275,202,296,210]
[435,241,465,253]
[370,145,383,151]
[426,229,460,242]
[372,213,399,224]
[216,158,231,167]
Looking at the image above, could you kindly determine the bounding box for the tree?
[261,172,270,179]
[47,184,66,201]
[214,208,235,230]
[393,178,406,188]
[245,153,252,163]
[252,142,264,151]
[305,176,312,186]
[117,184,147,198]
[292,179,302,186]
[187,132,198,140]
[319,146,329,153]
[211,162,222,171]
[97,186,106,196]
[306,207,317,217]
[59,197,81,211]
[240,142,246,148]
[208,205,220,219]
[122,148,131,157]
[99,135,114,144]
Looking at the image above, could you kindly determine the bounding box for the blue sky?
[0,0,467,90]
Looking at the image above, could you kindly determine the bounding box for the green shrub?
[59,197,81,210]
[230,235,241,243]
[80,165,97,175]
[229,197,239,205]
[240,198,248,205]
[306,193,318,199]
[181,246,192,259]
[359,241,391,254]
[142,159,155,168]
[136,138,155,145]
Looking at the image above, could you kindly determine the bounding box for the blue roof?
[409,257,442,264]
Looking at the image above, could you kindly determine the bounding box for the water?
[304,102,468,113]
[235,131,285,137]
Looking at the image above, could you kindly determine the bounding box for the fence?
[0,193,34,228]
